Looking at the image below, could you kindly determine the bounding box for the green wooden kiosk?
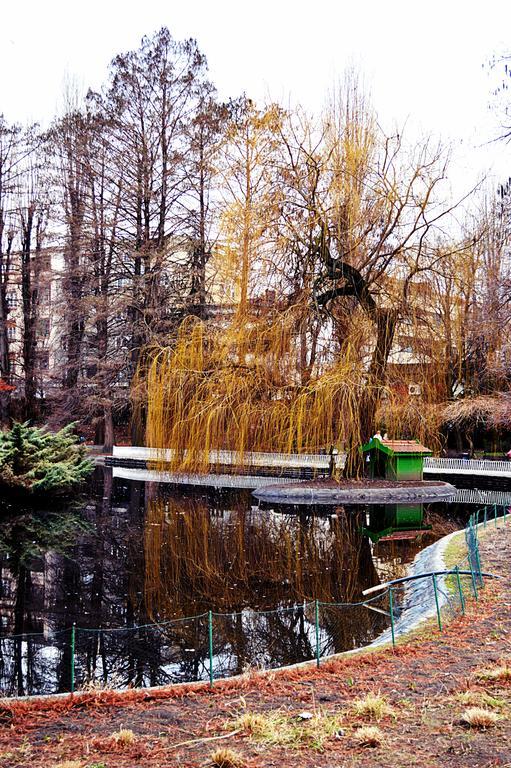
[360,438,432,482]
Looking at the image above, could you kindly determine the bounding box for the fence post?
[432,574,442,632]
[315,600,320,668]
[484,507,487,528]
[389,588,396,648]
[70,623,76,693]
[455,566,465,615]
[475,540,484,588]
[494,504,498,528]
[469,552,478,600]
[208,611,214,688]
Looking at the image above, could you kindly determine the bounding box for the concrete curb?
[253,481,457,505]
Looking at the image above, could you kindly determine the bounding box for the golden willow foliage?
[144,296,450,472]
[143,495,371,619]
[216,100,284,313]
[327,78,378,264]
[376,397,443,453]
[145,309,385,471]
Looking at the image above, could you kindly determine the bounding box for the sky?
[1,0,511,199]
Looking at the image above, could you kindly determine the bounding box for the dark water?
[0,468,487,695]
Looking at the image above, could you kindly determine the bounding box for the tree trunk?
[103,404,114,452]
[21,209,38,421]
[13,565,29,696]
[343,308,397,478]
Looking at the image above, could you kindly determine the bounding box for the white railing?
[424,457,511,475]
[112,446,346,470]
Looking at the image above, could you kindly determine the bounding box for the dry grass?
[353,725,384,748]
[442,531,468,569]
[475,663,511,682]
[79,677,118,692]
[231,712,269,735]
[351,692,394,721]
[210,747,246,768]
[455,691,506,710]
[111,728,136,745]
[460,707,500,729]
[227,708,342,750]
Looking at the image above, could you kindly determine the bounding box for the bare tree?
[90,28,208,440]
[49,108,90,412]
[273,81,467,472]
[18,146,50,420]
[182,85,227,318]
[0,119,24,420]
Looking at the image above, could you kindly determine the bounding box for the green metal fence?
[0,504,502,698]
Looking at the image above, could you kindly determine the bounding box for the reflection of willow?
[143,497,380,615]
[142,496,388,675]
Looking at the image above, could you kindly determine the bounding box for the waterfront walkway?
[424,456,511,478]
[110,446,511,487]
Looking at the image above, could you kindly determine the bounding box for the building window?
[38,318,50,338]
[5,291,17,309]
[38,252,51,271]
[38,287,51,305]
[7,326,16,342]
[114,335,129,350]
[36,351,49,371]
[112,276,130,290]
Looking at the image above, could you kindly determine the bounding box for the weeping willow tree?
[140,495,386,665]
[141,76,467,476]
[145,310,372,470]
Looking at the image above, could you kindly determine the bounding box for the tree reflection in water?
[0,494,88,695]
[142,493,388,677]
[0,468,461,695]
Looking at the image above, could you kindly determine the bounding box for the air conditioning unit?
[408,383,421,396]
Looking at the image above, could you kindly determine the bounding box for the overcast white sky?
[1,0,510,197]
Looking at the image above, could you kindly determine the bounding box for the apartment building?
[3,248,62,399]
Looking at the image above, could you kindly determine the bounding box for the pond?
[0,467,504,696]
